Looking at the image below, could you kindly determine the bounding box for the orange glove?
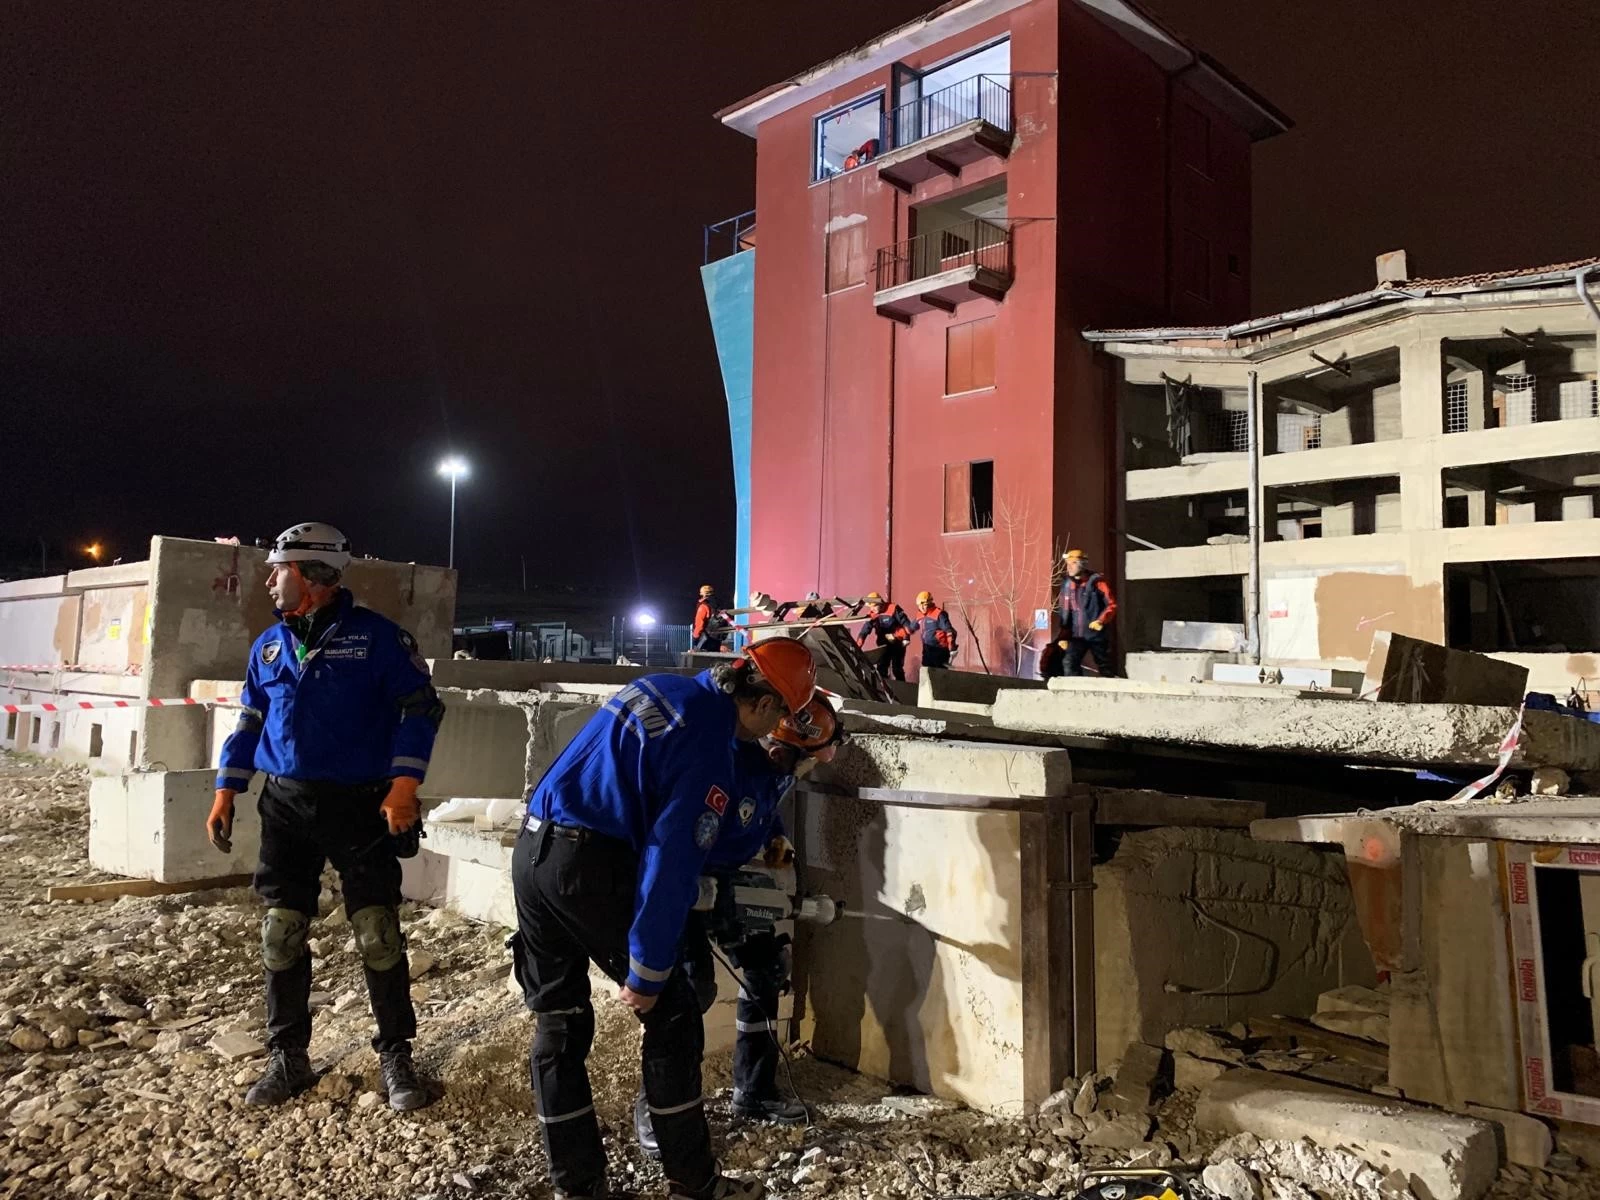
[207,790,235,854]
[1089,621,1104,632]
[764,835,796,868]
[380,777,421,835]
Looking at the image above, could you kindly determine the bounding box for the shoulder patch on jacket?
[705,785,729,815]
[261,641,281,665]
[694,809,720,850]
[398,629,428,673]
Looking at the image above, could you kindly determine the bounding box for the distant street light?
[436,457,469,569]
[634,610,656,665]
[84,543,102,562]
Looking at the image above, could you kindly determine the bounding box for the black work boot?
[380,1049,433,1112]
[634,1091,661,1160]
[670,1174,765,1200]
[245,1048,316,1106]
[730,1089,807,1125]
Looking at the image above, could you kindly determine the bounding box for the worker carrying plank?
[634,690,844,1158]
[692,584,732,652]
[206,521,446,1111]
[913,590,958,670]
[508,637,817,1200]
[1048,548,1119,678]
[856,591,915,681]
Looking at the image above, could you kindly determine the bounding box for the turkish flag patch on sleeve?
[705,786,730,815]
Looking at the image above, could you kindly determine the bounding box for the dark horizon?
[5,0,1597,616]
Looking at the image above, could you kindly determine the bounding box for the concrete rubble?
[9,754,1600,1200]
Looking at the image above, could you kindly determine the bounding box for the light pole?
[436,456,469,569]
[634,610,656,666]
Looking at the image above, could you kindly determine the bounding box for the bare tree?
[972,493,1047,675]
[932,545,991,674]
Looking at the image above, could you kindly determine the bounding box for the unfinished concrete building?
[1087,256,1600,703]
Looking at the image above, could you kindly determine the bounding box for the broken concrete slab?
[1464,1104,1552,1170]
[1201,1160,1262,1200]
[1196,1068,1498,1200]
[992,686,1600,771]
[207,1032,264,1061]
[1362,632,1528,706]
[1080,1111,1153,1149]
[1094,829,1375,1064]
[1108,1041,1168,1110]
[1309,1009,1389,1044]
[1173,1052,1231,1090]
[815,735,1072,798]
[1317,985,1389,1016]
[1165,1028,1245,1063]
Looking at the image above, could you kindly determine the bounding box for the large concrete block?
[1361,632,1528,706]
[89,769,262,882]
[817,736,1071,797]
[1094,828,1375,1065]
[992,686,1600,770]
[1196,1068,1498,1200]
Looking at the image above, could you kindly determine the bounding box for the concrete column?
[1399,332,1445,533]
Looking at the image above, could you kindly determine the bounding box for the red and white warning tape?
[1446,704,1525,802]
[1,696,238,716]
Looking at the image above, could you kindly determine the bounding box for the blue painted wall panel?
[700,250,755,625]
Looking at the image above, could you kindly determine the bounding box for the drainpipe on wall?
[1246,369,1262,665]
[1576,265,1600,328]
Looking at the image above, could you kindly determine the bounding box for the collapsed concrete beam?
[1361,632,1528,706]
[991,685,1600,771]
[816,735,1072,798]
[1196,1068,1498,1200]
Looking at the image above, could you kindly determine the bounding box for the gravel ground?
[1,753,1596,1200]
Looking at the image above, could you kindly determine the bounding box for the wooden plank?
[1091,787,1265,828]
[47,873,252,902]
[1245,1014,1391,1070]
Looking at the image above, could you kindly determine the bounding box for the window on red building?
[814,94,884,181]
[826,222,869,293]
[945,316,995,394]
[944,460,994,532]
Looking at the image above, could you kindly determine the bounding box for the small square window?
[945,317,995,394]
[815,95,884,181]
[944,460,995,532]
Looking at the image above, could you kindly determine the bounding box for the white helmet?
[266,522,352,571]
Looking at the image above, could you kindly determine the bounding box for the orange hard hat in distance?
[916,590,933,607]
[699,584,715,598]
[744,637,817,714]
[1063,549,1086,561]
[865,591,885,605]
[771,690,841,761]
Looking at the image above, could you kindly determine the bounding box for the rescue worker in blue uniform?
[205,522,445,1112]
[856,591,915,681]
[510,637,817,1200]
[634,692,843,1160]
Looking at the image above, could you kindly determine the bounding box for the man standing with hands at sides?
[205,522,446,1111]
[510,637,817,1200]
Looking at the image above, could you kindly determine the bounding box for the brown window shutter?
[826,223,868,293]
[944,462,972,533]
[970,316,995,389]
[945,322,972,394]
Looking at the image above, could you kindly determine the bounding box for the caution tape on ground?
[0,696,239,716]
[1446,703,1525,802]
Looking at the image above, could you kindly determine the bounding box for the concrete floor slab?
[993,687,1600,770]
[817,735,1072,798]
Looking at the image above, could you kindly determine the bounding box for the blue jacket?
[216,590,444,791]
[527,670,753,995]
[706,740,792,871]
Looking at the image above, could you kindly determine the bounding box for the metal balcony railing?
[886,74,1012,149]
[875,218,1013,292]
[703,210,756,264]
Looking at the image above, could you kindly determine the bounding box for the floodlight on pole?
[436,457,470,569]
[634,610,656,665]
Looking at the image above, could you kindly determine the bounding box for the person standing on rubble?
[692,585,730,652]
[856,591,914,681]
[205,522,445,1111]
[912,591,958,671]
[510,637,817,1200]
[634,691,844,1160]
[1055,549,1118,677]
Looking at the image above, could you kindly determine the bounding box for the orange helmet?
[1063,549,1086,562]
[698,584,716,599]
[771,691,842,763]
[915,590,934,609]
[743,637,817,713]
[865,591,885,605]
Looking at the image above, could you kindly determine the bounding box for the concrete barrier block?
[89,769,261,882]
[1196,1069,1498,1200]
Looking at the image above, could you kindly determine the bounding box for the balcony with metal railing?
[703,210,756,264]
[873,217,1014,321]
[875,74,1014,192]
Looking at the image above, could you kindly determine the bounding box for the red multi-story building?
[708,0,1287,673]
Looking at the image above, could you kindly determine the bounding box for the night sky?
[5,1,1597,609]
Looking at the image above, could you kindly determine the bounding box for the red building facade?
[716,0,1285,674]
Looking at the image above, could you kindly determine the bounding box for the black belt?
[524,814,593,843]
